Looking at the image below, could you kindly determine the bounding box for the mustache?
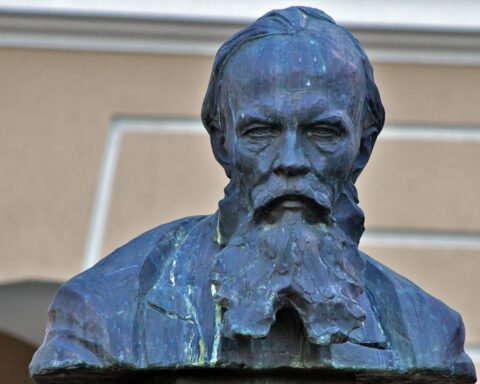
[250,174,333,222]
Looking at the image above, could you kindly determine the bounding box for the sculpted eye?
[306,125,342,140]
[243,125,279,139]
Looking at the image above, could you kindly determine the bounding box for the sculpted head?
[202,6,384,244]
[203,7,385,345]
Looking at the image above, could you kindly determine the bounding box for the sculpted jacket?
[30,214,476,381]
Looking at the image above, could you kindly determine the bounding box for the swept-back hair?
[201,6,384,138]
[202,6,385,245]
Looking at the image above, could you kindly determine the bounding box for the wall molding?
[1,10,480,65]
[84,118,480,269]
[381,125,480,142]
[360,230,480,251]
[83,118,205,270]
[3,1,480,29]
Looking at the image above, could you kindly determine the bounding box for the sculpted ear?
[209,121,232,178]
[351,125,378,183]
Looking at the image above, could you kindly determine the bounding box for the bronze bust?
[30,7,476,384]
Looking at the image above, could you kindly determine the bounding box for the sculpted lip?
[255,194,331,224]
[277,196,307,209]
[265,194,325,211]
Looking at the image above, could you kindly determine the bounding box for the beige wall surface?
[0,48,213,282]
[0,331,35,384]
[103,133,227,257]
[1,48,479,350]
[375,63,480,125]
[358,139,480,232]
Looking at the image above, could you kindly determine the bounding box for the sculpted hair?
[201,6,385,138]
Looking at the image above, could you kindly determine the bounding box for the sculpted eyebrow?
[304,114,351,131]
[237,115,276,132]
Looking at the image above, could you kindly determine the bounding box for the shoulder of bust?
[91,214,209,278]
[49,214,208,309]
[30,214,210,379]
[363,253,476,380]
[363,253,457,322]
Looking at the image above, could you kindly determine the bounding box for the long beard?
[211,204,366,346]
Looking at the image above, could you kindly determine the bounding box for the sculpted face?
[213,29,369,345]
[220,31,366,223]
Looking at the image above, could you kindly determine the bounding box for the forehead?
[221,28,365,115]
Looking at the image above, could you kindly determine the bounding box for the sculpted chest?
[141,229,393,371]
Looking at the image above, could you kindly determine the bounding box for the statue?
[30,7,476,384]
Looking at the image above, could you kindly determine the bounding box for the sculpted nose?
[273,131,309,177]
[274,158,309,177]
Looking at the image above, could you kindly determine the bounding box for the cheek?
[310,135,360,181]
[332,136,361,183]
[233,138,276,177]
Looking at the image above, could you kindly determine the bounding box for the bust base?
[142,369,469,384]
[144,370,354,384]
[33,368,474,384]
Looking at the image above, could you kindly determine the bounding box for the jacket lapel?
[144,281,206,366]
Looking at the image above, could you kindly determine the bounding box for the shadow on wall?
[0,281,61,383]
[0,330,36,384]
